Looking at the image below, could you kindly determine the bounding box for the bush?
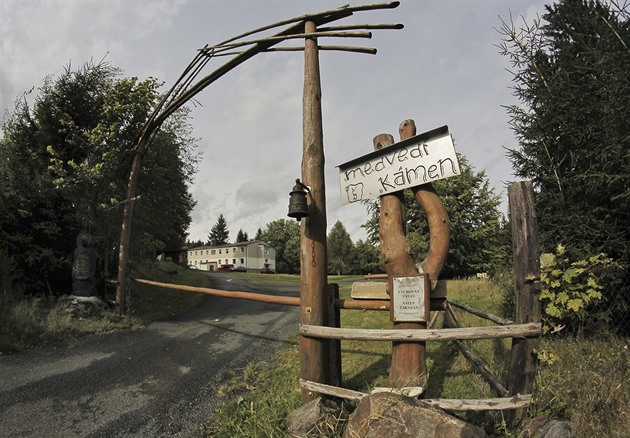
[540,245,620,337]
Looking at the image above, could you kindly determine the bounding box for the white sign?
[392,275,429,322]
[337,126,459,204]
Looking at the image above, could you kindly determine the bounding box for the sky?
[1,0,549,244]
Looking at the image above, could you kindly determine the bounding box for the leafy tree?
[497,0,630,330]
[327,221,355,275]
[236,229,249,242]
[254,228,263,241]
[351,239,383,275]
[363,154,504,278]
[259,219,300,274]
[0,61,198,295]
[207,214,229,246]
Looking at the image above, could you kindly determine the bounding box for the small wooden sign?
[391,274,430,322]
[337,125,459,204]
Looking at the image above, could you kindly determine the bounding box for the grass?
[0,260,210,353]
[206,278,630,437]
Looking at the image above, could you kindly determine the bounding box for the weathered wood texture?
[506,181,542,427]
[401,120,450,289]
[449,300,514,325]
[299,323,542,341]
[299,379,532,411]
[374,130,426,387]
[299,20,329,402]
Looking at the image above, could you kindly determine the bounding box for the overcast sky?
[1,0,548,243]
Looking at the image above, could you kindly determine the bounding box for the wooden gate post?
[374,126,427,388]
[506,181,541,427]
[299,19,329,402]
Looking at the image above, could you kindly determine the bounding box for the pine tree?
[207,214,229,246]
[497,0,630,330]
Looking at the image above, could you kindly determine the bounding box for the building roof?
[188,240,273,251]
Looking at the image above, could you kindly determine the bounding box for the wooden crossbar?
[299,323,541,341]
[299,379,532,411]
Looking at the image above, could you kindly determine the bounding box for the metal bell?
[288,179,309,221]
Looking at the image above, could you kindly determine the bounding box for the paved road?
[0,273,300,437]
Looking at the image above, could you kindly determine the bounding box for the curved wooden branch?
[399,119,450,289]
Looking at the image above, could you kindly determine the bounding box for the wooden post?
[506,181,541,427]
[299,19,329,402]
[327,283,342,388]
[374,129,427,388]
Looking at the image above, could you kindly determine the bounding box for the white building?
[187,241,276,272]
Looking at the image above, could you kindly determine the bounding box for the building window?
[240,258,244,264]
[233,248,236,253]
[232,259,236,264]
[219,249,222,254]
[211,249,216,255]
[240,247,245,253]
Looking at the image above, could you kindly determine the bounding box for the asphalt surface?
[0,273,300,437]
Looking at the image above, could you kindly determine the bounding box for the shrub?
[539,244,619,337]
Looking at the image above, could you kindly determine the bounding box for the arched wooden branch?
[400,119,450,289]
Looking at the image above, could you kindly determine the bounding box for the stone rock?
[286,397,342,437]
[343,392,487,438]
[519,416,573,438]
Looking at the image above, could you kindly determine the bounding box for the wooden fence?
[135,180,541,427]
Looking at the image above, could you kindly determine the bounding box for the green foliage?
[327,221,355,275]
[351,239,383,275]
[362,154,504,278]
[540,244,619,336]
[0,260,208,353]
[207,214,229,246]
[532,336,630,436]
[498,0,630,331]
[258,219,300,274]
[0,60,198,296]
[236,229,249,242]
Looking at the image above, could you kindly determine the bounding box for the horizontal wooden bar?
[299,323,542,342]
[299,379,532,411]
[335,298,447,311]
[134,278,300,306]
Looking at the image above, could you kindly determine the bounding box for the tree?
[255,228,263,241]
[236,229,249,242]
[0,61,198,295]
[207,214,229,246]
[351,239,383,275]
[259,219,300,274]
[497,0,630,329]
[363,154,504,278]
[327,221,354,275]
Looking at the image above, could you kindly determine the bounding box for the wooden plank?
[299,379,532,411]
[423,394,532,412]
[299,379,366,401]
[506,181,542,427]
[299,323,542,341]
[351,281,388,299]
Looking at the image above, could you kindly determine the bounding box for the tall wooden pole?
[299,19,329,402]
[506,181,541,427]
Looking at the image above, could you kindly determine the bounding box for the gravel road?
[0,273,300,437]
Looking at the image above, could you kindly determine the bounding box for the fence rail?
[299,323,541,342]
